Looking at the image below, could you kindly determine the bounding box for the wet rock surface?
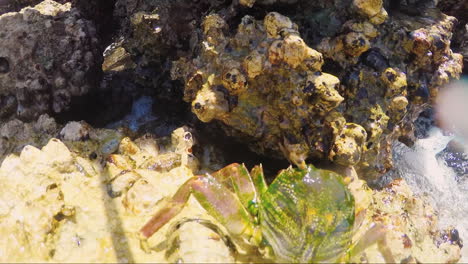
[437,139,468,182]
[0,0,101,121]
[349,176,461,263]
[413,108,436,140]
[172,7,462,179]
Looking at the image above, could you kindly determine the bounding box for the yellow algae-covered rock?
[304,72,343,113]
[264,12,295,39]
[173,8,462,183]
[0,128,233,263]
[343,32,371,57]
[0,140,78,262]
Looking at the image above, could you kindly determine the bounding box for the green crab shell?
[259,165,355,263]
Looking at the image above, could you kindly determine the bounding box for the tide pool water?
[384,127,468,262]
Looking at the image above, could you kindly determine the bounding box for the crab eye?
[194,102,202,110]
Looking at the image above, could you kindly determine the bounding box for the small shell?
[344,32,370,57]
[282,34,307,68]
[243,51,264,79]
[222,68,248,95]
[268,40,284,65]
[192,86,229,122]
[264,12,294,39]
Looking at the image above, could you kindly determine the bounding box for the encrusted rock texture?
[437,0,468,73]
[171,1,463,179]
[0,114,59,160]
[0,0,101,121]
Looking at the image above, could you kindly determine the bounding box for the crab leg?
[211,163,258,210]
[250,164,268,195]
[140,174,256,242]
[345,223,396,263]
[140,178,192,238]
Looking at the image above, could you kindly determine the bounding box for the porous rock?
[0,0,101,121]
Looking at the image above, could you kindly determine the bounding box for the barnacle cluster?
[319,5,463,178]
[173,4,463,179]
[172,12,351,168]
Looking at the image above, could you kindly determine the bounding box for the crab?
[139,164,394,263]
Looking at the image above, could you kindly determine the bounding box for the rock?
[0,115,126,165]
[0,0,41,14]
[436,139,468,182]
[413,108,435,139]
[0,0,101,121]
[437,0,468,74]
[96,41,140,125]
[59,121,92,141]
[349,175,462,263]
[0,114,59,161]
[1,0,115,38]
[0,128,228,262]
[172,4,462,179]
[108,0,246,110]
[172,12,338,168]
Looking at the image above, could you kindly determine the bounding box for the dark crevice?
[194,121,290,182]
[0,57,10,74]
[321,58,344,77]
